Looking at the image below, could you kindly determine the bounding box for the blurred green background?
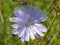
[0,0,60,45]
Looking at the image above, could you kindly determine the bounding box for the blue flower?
[9,6,48,42]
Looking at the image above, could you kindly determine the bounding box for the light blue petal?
[9,18,26,27]
[12,26,24,35]
[12,29,19,35]
[20,35,25,42]
[30,7,48,23]
[14,7,29,21]
[9,17,28,23]
[35,24,47,32]
[28,27,35,40]
[30,25,44,36]
[9,18,22,22]
[12,24,19,28]
[29,26,40,37]
[19,27,30,41]
[24,28,30,41]
[23,6,32,15]
[23,6,48,23]
[14,7,24,17]
[9,18,19,22]
[18,27,26,37]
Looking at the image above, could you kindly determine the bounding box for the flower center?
[25,20,34,27]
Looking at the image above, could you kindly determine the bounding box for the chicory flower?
[9,6,48,42]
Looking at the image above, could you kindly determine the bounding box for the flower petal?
[9,17,27,23]
[30,7,48,23]
[14,7,24,17]
[14,7,29,21]
[29,27,39,37]
[20,27,30,41]
[23,6,32,15]
[12,29,19,35]
[28,27,35,40]
[18,27,26,37]
[30,25,44,36]
[12,26,24,35]
[12,24,19,28]
[35,24,47,32]
[24,28,30,41]
[20,35,25,42]
[9,18,20,22]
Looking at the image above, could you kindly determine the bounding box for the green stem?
[39,15,57,45]
[2,21,7,45]
[0,10,4,23]
[25,41,28,45]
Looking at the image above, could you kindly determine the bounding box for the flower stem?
[0,10,4,23]
[39,14,57,45]
[25,41,29,45]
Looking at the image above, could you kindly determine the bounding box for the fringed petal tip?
[9,18,19,22]
[14,7,21,13]
[42,16,48,22]
[9,18,13,22]
[12,29,19,35]
[12,24,19,28]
